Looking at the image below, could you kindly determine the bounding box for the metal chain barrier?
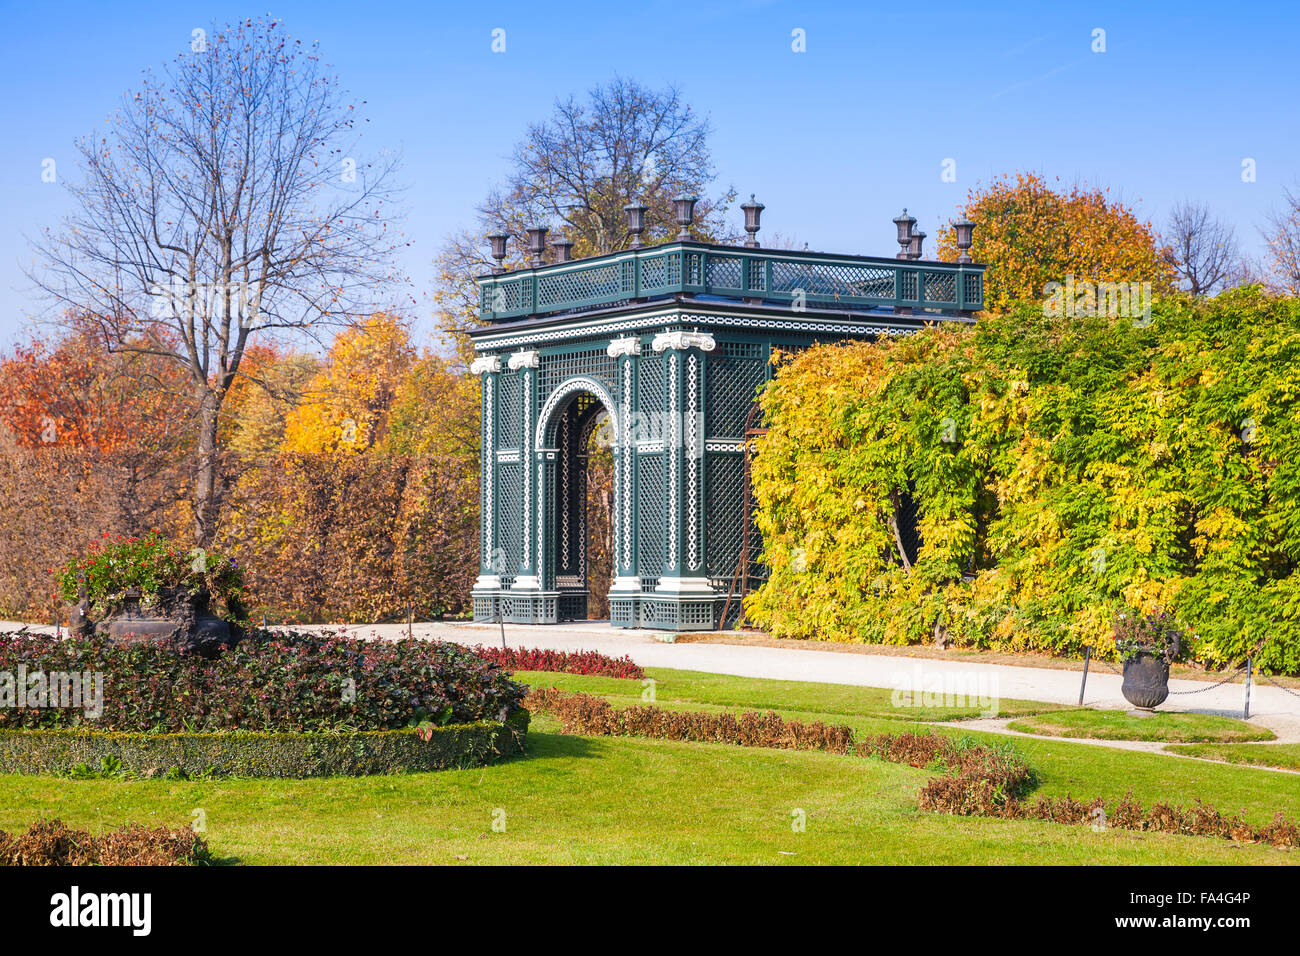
[1258,670,1300,699]
[1084,650,1250,691]
[1073,643,1300,722]
[1165,663,1248,695]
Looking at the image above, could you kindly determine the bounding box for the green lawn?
[1166,743,1300,772]
[0,667,1294,865]
[1005,708,1275,743]
[521,667,1063,721]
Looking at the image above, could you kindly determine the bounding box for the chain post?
[1243,657,1252,719]
[1079,645,1091,705]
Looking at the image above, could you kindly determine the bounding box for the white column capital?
[507,349,540,370]
[652,330,716,353]
[607,336,643,358]
[470,354,501,375]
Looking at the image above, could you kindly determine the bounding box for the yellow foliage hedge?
[745,290,1300,673]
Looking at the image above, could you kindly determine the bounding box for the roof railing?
[476,200,983,322]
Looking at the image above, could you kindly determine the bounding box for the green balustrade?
[478,241,984,321]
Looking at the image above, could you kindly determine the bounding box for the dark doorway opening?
[582,410,614,619]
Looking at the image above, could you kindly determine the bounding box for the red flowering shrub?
[470,646,643,679]
[0,629,527,733]
[528,686,857,753]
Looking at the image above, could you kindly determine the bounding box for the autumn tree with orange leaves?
[935,173,1175,313]
[220,315,480,621]
[0,318,195,616]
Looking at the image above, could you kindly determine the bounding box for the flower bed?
[0,630,530,777]
[469,645,644,679]
[0,629,527,733]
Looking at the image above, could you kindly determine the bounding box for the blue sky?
[1,0,1296,347]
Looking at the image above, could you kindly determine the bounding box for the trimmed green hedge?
[0,710,528,779]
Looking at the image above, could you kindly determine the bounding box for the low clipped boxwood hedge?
[0,629,527,733]
[0,710,528,779]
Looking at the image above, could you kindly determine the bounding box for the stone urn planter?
[1121,650,1171,710]
[78,587,241,658]
[1116,611,1181,711]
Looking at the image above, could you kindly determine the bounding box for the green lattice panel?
[707,342,765,438]
[497,461,524,575]
[638,354,666,423]
[482,277,528,314]
[924,271,957,304]
[900,271,918,301]
[770,261,895,300]
[539,348,618,403]
[637,454,665,578]
[706,453,745,579]
[536,261,625,307]
[497,373,523,448]
[706,256,743,290]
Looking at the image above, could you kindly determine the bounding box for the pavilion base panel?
[473,588,728,631]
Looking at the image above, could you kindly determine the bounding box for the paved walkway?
[9,618,1298,745]
[321,620,1300,744]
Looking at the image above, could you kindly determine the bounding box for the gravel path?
[9,617,1298,749]
[300,620,1300,745]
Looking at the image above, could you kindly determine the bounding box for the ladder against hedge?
[469,232,984,631]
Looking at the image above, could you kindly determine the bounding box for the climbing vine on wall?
[745,289,1300,673]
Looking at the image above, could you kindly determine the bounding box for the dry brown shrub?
[0,819,207,866]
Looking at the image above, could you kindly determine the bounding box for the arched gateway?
[469,203,984,630]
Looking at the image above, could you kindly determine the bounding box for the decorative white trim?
[705,440,744,452]
[472,308,928,351]
[470,354,501,375]
[606,336,642,358]
[652,329,716,353]
[610,574,642,593]
[559,414,571,570]
[536,463,544,575]
[620,360,633,570]
[533,377,618,452]
[522,370,532,567]
[472,573,501,591]
[635,440,665,453]
[654,576,716,595]
[666,352,678,565]
[511,575,541,590]
[686,353,700,571]
[508,348,540,370]
[495,449,520,463]
[483,376,494,566]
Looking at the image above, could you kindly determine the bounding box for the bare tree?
[1264,185,1300,295]
[1165,200,1239,296]
[435,78,734,358]
[28,18,403,544]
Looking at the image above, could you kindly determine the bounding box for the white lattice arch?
[534,376,619,451]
